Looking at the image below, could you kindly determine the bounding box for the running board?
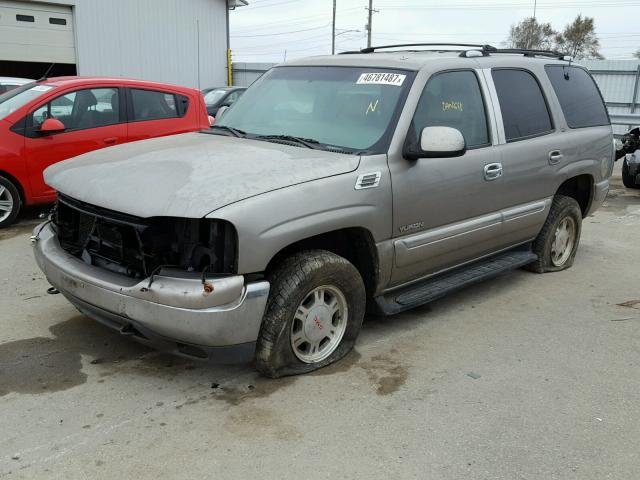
[375,250,538,315]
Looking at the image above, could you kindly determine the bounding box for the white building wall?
[21,0,229,88]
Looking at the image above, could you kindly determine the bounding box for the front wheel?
[526,195,582,273]
[622,159,640,189]
[255,250,366,378]
[0,176,21,229]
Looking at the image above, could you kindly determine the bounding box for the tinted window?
[16,14,34,22]
[31,88,120,130]
[49,17,67,25]
[492,69,553,142]
[545,65,609,128]
[411,70,489,148]
[131,89,179,121]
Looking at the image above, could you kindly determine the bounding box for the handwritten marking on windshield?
[366,100,379,115]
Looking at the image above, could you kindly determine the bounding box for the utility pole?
[332,0,336,55]
[365,0,378,48]
[533,0,537,20]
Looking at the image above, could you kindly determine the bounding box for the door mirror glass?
[406,126,465,159]
[40,118,66,133]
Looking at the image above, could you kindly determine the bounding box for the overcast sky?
[228,0,640,63]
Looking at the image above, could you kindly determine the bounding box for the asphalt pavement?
[1,163,639,479]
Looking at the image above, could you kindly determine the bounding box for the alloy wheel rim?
[550,217,576,267]
[0,185,14,223]
[290,285,349,364]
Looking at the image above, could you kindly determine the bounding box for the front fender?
[207,158,392,274]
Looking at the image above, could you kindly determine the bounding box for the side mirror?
[404,126,466,160]
[40,118,66,134]
[216,105,230,119]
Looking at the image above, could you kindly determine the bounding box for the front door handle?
[549,150,563,165]
[484,162,503,181]
[103,137,118,145]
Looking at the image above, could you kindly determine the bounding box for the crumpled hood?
[45,132,360,218]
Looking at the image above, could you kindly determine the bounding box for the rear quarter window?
[130,89,189,121]
[545,65,609,129]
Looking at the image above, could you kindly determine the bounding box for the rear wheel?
[622,159,639,189]
[255,250,366,378]
[0,176,21,229]
[526,195,582,273]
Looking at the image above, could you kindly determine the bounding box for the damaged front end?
[54,193,238,279]
[32,193,270,362]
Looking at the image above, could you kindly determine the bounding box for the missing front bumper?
[33,223,270,350]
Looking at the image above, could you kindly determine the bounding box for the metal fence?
[232,59,640,134]
[580,60,640,135]
[232,62,272,87]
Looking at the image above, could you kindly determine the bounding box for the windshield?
[204,89,228,105]
[0,84,54,120]
[216,66,414,153]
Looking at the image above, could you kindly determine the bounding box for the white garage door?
[0,0,75,64]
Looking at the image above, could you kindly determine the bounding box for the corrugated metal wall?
[73,0,228,89]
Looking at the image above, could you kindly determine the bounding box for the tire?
[255,250,366,378]
[0,176,21,229]
[622,159,640,189]
[526,195,582,273]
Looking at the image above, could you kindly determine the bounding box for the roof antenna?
[562,52,573,80]
[37,63,56,82]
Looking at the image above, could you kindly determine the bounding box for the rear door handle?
[549,150,563,165]
[103,137,118,145]
[484,162,503,181]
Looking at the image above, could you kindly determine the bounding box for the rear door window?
[492,69,553,142]
[545,65,609,128]
[130,89,188,121]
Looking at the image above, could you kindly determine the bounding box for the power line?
[231,23,330,38]
[376,1,640,10]
[230,6,362,33]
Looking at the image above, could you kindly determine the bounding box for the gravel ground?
[1,164,639,480]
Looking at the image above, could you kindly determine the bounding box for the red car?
[0,77,210,228]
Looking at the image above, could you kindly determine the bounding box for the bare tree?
[507,17,557,50]
[634,49,640,60]
[554,15,603,59]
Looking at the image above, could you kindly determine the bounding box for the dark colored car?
[202,86,246,117]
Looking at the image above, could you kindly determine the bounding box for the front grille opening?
[55,194,237,278]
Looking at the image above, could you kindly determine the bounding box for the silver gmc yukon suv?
[33,44,614,377]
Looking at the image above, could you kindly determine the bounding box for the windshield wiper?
[208,125,246,137]
[252,134,322,149]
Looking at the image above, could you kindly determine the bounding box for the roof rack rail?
[488,48,566,59]
[339,43,497,55]
[339,43,569,60]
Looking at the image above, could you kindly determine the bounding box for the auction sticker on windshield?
[357,73,406,86]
